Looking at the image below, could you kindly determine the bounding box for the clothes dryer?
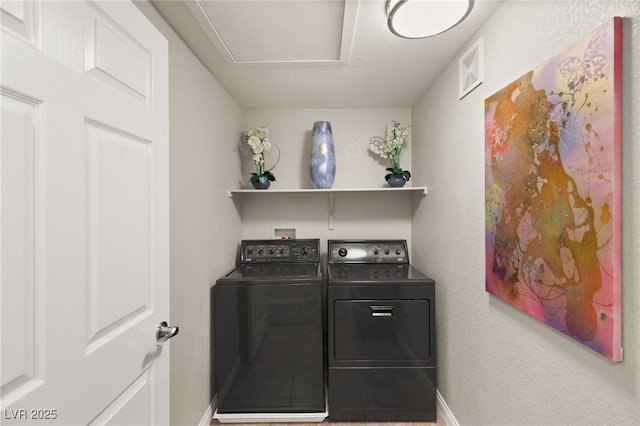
[327,239,436,422]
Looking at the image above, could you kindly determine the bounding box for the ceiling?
[150,0,503,109]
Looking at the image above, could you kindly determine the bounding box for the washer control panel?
[328,240,408,264]
[240,239,320,263]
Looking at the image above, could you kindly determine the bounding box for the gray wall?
[134,3,243,425]
[411,0,640,424]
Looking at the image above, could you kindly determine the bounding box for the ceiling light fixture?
[387,0,474,39]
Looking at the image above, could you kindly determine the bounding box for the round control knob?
[384,248,390,255]
[396,249,402,255]
[246,248,254,255]
[269,248,275,254]
[373,249,379,255]
[300,246,309,256]
[258,248,264,255]
[338,248,348,257]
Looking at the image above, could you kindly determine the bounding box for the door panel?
[0,89,44,401]
[84,3,151,104]
[1,1,169,424]
[88,369,152,426]
[85,121,152,351]
[0,0,38,44]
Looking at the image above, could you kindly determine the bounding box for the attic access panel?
[186,0,358,65]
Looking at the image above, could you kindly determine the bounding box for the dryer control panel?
[328,240,408,264]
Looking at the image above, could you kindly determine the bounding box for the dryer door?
[333,299,431,361]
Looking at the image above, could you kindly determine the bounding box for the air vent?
[459,38,483,99]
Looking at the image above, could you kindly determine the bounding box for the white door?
[1,1,171,425]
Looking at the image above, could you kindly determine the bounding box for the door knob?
[156,321,179,344]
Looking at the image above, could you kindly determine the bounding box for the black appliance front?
[327,240,436,422]
[213,239,325,418]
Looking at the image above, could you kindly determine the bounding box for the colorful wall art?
[484,18,622,361]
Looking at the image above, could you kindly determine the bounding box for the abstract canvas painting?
[484,18,622,361]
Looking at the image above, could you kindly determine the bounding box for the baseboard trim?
[199,396,217,426]
[436,389,459,426]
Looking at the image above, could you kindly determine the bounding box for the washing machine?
[326,239,436,422]
[213,239,327,423]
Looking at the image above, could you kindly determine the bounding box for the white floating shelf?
[227,186,428,230]
[227,186,428,198]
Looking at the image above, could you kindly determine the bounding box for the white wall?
[134,3,243,425]
[411,1,640,424]
[239,108,416,248]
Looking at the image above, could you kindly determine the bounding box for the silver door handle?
[156,321,179,344]
[370,305,394,317]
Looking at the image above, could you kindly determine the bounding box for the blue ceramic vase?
[386,174,407,187]
[309,121,336,189]
[251,175,271,190]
